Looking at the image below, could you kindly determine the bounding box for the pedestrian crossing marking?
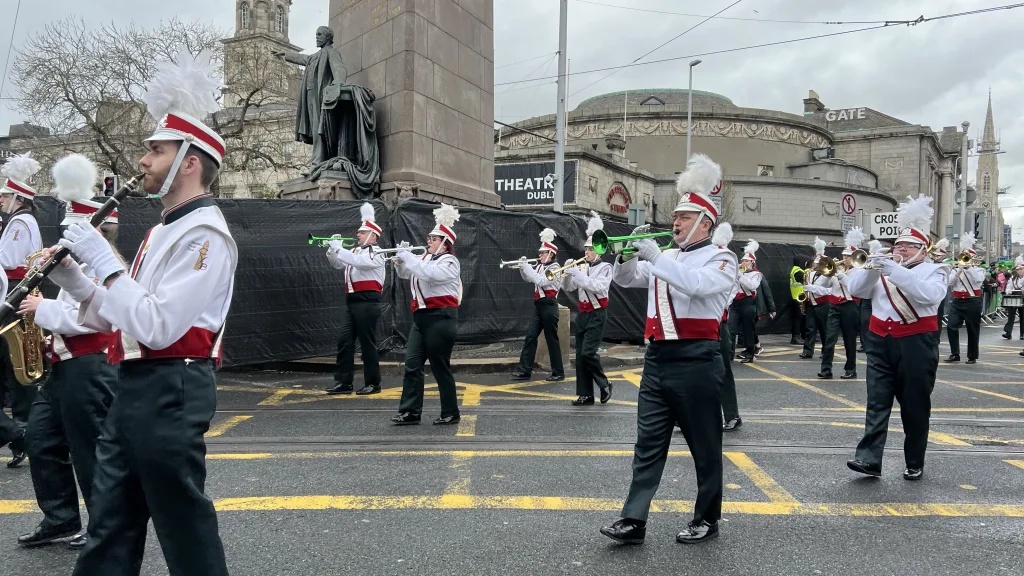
[207,415,253,437]
[725,452,798,503]
[456,415,477,437]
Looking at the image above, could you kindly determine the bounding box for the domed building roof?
[575,89,736,111]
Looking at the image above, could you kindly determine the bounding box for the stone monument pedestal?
[534,304,570,373]
[279,171,360,200]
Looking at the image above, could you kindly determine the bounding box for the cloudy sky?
[0,0,1020,237]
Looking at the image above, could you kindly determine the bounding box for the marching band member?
[18,154,120,551]
[1002,255,1024,339]
[930,238,950,343]
[731,240,762,363]
[391,203,463,425]
[820,227,865,380]
[47,52,234,575]
[564,212,612,405]
[716,224,741,431]
[325,202,385,395]
[945,232,984,364]
[799,238,832,361]
[0,152,43,466]
[511,228,565,382]
[603,154,736,545]
[846,195,949,480]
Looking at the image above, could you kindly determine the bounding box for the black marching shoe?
[67,533,87,550]
[722,417,742,432]
[840,370,857,379]
[572,395,595,406]
[903,467,923,481]
[944,354,960,363]
[1002,332,1012,339]
[390,412,421,425]
[326,383,353,394]
[8,434,26,468]
[817,370,833,379]
[18,524,80,547]
[510,370,531,381]
[790,336,801,345]
[676,520,719,544]
[546,374,565,382]
[600,383,613,404]
[965,359,977,365]
[846,459,881,477]
[798,352,813,359]
[600,518,646,544]
[356,385,381,395]
[432,415,461,425]
[737,354,754,364]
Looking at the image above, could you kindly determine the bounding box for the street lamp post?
[686,59,701,162]
[958,121,970,250]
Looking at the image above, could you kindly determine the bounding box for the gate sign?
[494,160,577,206]
[870,211,899,240]
[841,193,856,215]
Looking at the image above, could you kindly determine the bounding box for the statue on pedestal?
[273,26,380,198]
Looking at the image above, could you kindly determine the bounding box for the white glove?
[393,250,413,264]
[631,224,651,236]
[397,241,411,249]
[835,272,847,282]
[58,222,124,283]
[48,256,98,302]
[632,238,661,263]
[565,265,582,279]
[327,240,344,253]
[877,257,900,276]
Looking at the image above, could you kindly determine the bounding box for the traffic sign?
[709,180,722,196]
[870,211,899,240]
[841,215,856,232]
[841,193,856,215]
[709,196,723,215]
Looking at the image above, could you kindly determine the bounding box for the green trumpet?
[591,229,675,256]
[307,234,357,248]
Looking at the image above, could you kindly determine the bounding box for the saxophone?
[0,250,48,385]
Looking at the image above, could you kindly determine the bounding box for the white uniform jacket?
[735,270,762,301]
[848,261,949,338]
[327,244,386,295]
[0,211,41,281]
[395,251,461,311]
[519,261,560,301]
[79,195,237,365]
[563,260,611,312]
[828,267,862,305]
[34,264,111,363]
[613,240,737,341]
[802,270,833,305]
[1004,275,1024,295]
[949,266,985,299]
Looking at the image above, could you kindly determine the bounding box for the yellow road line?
[206,416,253,437]
[782,407,1024,413]
[206,449,691,461]
[725,452,797,503]
[939,380,1024,404]
[1005,460,1024,471]
[257,390,295,406]
[618,371,642,388]
[745,364,862,409]
[443,454,472,498]
[456,415,477,437]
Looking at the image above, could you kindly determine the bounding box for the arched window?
[275,5,285,33]
[983,173,991,195]
[240,2,250,29]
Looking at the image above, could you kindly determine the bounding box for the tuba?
[0,249,48,386]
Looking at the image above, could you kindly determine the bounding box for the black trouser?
[621,339,723,524]
[821,301,859,373]
[27,354,117,532]
[399,308,459,418]
[0,335,37,421]
[334,298,382,387]
[936,297,946,343]
[786,298,805,338]
[802,302,831,355]
[718,321,739,421]
[855,329,938,470]
[1003,306,1024,337]
[575,309,608,396]
[946,297,982,360]
[730,297,756,357]
[516,298,564,377]
[860,299,872,346]
[73,359,227,576]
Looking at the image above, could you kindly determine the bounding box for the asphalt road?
[1,326,1023,575]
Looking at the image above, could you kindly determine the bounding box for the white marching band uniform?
[394,251,462,309]
[328,243,386,294]
[0,155,44,281]
[520,262,560,300]
[563,260,612,312]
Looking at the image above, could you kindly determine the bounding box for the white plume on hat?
[742,239,759,260]
[142,49,221,123]
[586,210,604,237]
[897,194,934,232]
[539,228,556,244]
[675,153,722,196]
[844,226,865,249]
[1015,253,1024,266]
[868,239,883,254]
[813,237,826,256]
[1,152,41,184]
[933,238,950,252]
[961,231,977,251]
[51,154,98,202]
[711,222,733,247]
[360,202,375,223]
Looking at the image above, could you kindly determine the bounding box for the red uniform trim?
[578,297,609,312]
[869,315,938,338]
[411,295,459,311]
[645,317,721,341]
[109,326,220,365]
[533,289,558,301]
[734,292,755,301]
[5,267,27,280]
[952,290,981,299]
[48,332,110,363]
[349,280,383,293]
[164,114,226,156]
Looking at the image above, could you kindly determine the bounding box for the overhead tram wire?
[496,51,558,70]
[497,52,558,96]
[496,3,1024,89]
[0,0,23,101]
[575,0,916,25]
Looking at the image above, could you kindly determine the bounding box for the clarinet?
[0,173,145,327]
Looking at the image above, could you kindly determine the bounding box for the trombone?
[308,234,357,248]
[590,229,674,256]
[546,257,587,280]
[500,258,539,269]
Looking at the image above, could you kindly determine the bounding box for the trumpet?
[500,257,539,269]
[378,245,427,261]
[849,249,896,269]
[590,229,674,256]
[955,251,982,267]
[308,234,357,248]
[546,257,587,280]
[814,256,840,277]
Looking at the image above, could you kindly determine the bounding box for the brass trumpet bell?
[849,249,894,269]
[546,257,587,280]
[955,251,979,266]
[814,256,838,277]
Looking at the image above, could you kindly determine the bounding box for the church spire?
[980,89,997,152]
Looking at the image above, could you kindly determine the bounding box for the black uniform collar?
[161,194,214,225]
[680,238,712,253]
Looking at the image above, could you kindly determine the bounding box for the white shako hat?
[429,203,460,244]
[583,210,603,248]
[741,239,759,263]
[931,238,950,259]
[894,194,933,246]
[357,202,382,236]
[672,153,722,223]
[141,50,225,196]
[1,152,42,211]
[960,231,978,256]
[51,154,119,225]
[1015,253,1024,267]
[842,226,865,256]
[538,228,558,253]
[812,237,826,263]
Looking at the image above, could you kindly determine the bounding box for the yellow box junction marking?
[939,380,1024,404]
[206,416,253,438]
[456,415,477,437]
[745,364,861,409]
[725,452,797,503]
[1006,460,1024,471]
